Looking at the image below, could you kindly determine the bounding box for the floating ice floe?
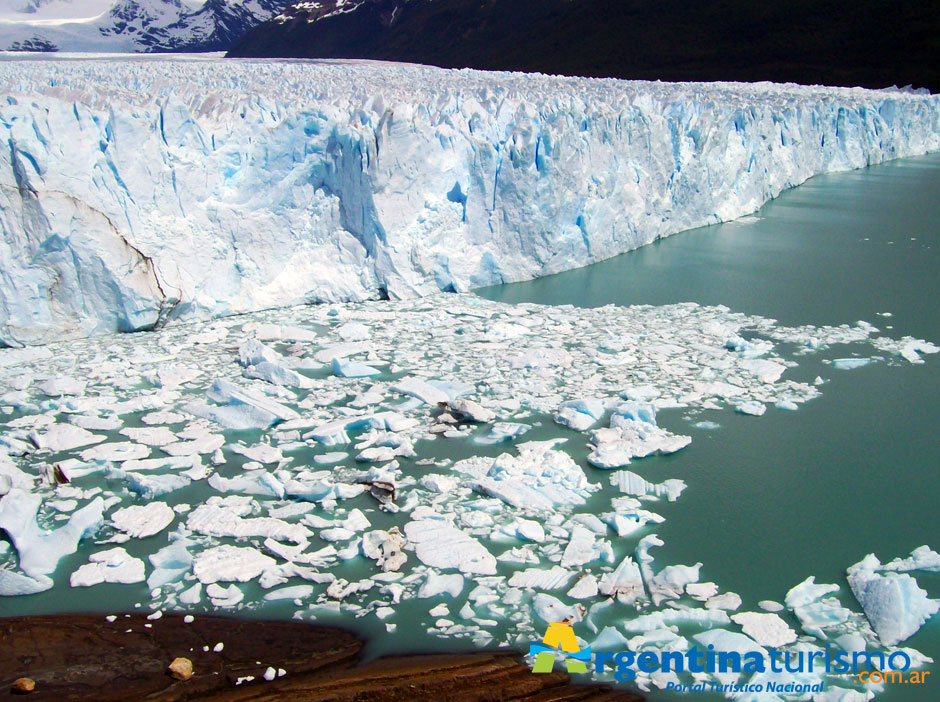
[38,377,87,397]
[0,454,34,495]
[37,424,105,452]
[730,612,798,647]
[474,422,530,445]
[532,593,584,624]
[70,547,145,587]
[785,577,856,639]
[418,572,464,598]
[111,502,175,538]
[598,555,645,604]
[193,545,277,584]
[463,445,597,510]
[847,553,940,646]
[0,568,53,596]
[648,563,703,605]
[567,574,599,600]
[588,402,690,468]
[871,337,940,364]
[187,379,300,430]
[555,399,607,432]
[118,427,178,447]
[147,537,194,590]
[264,585,315,601]
[230,443,283,465]
[560,526,613,568]
[187,502,310,544]
[0,490,104,578]
[244,361,313,389]
[238,340,283,368]
[881,545,940,573]
[706,592,743,611]
[831,358,874,370]
[448,399,495,424]
[392,377,472,405]
[404,520,497,575]
[609,470,686,502]
[80,441,151,462]
[332,357,382,378]
[251,323,318,343]
[735,400,767,416]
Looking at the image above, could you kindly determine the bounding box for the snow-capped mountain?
[0,0,113,20]
[230,0,940,93]
[0,0,290,52]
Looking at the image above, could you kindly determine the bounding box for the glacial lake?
[480,152,940,701]
[3,154,938,702]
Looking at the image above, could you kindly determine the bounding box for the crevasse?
[1,57,938,345]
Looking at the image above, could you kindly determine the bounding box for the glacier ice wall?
[1,57,938,344]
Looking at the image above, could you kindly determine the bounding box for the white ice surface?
[1,58,938,344]
[111,501,175,538]
[0,489,104,577]
[404,519,497,576]
[847,553,940,647]
[70,546,145,587]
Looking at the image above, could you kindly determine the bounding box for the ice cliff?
[1,56,938,345]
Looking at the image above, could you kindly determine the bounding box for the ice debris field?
[1,57,940,345]
[1,294,939,700]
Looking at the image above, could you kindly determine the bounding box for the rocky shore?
[1,614,641,701]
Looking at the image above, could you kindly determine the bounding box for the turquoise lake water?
[480,153,940,701]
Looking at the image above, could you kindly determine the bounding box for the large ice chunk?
[332,357,381,378]
[730,612,798,647]
[36,424,105,452]
[609,470,686,502]
[192,545,277,584]
[70,547,145,587]
[111,502,175,538]
[588,402,690,468]
[187,503,310,544]
[0,490,104,578]
[147,537,193,589]
[882,546,940,573]
[461,445,596,510]
[598,554,645,604]
[403,520,497,575]
[0,568,53,596]
[186,379,300,430]
[847,553,939,646]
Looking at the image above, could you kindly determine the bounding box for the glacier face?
[0,56,938,345]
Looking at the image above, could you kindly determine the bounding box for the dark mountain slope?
[228,0,940,92]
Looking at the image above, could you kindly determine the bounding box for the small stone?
[168,657,194,681]
[11,678,35,693]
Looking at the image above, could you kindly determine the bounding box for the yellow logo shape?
[530,622,591,674]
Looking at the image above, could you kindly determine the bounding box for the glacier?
[1,56,939,345]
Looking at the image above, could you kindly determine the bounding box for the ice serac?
[1,58,939,344]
